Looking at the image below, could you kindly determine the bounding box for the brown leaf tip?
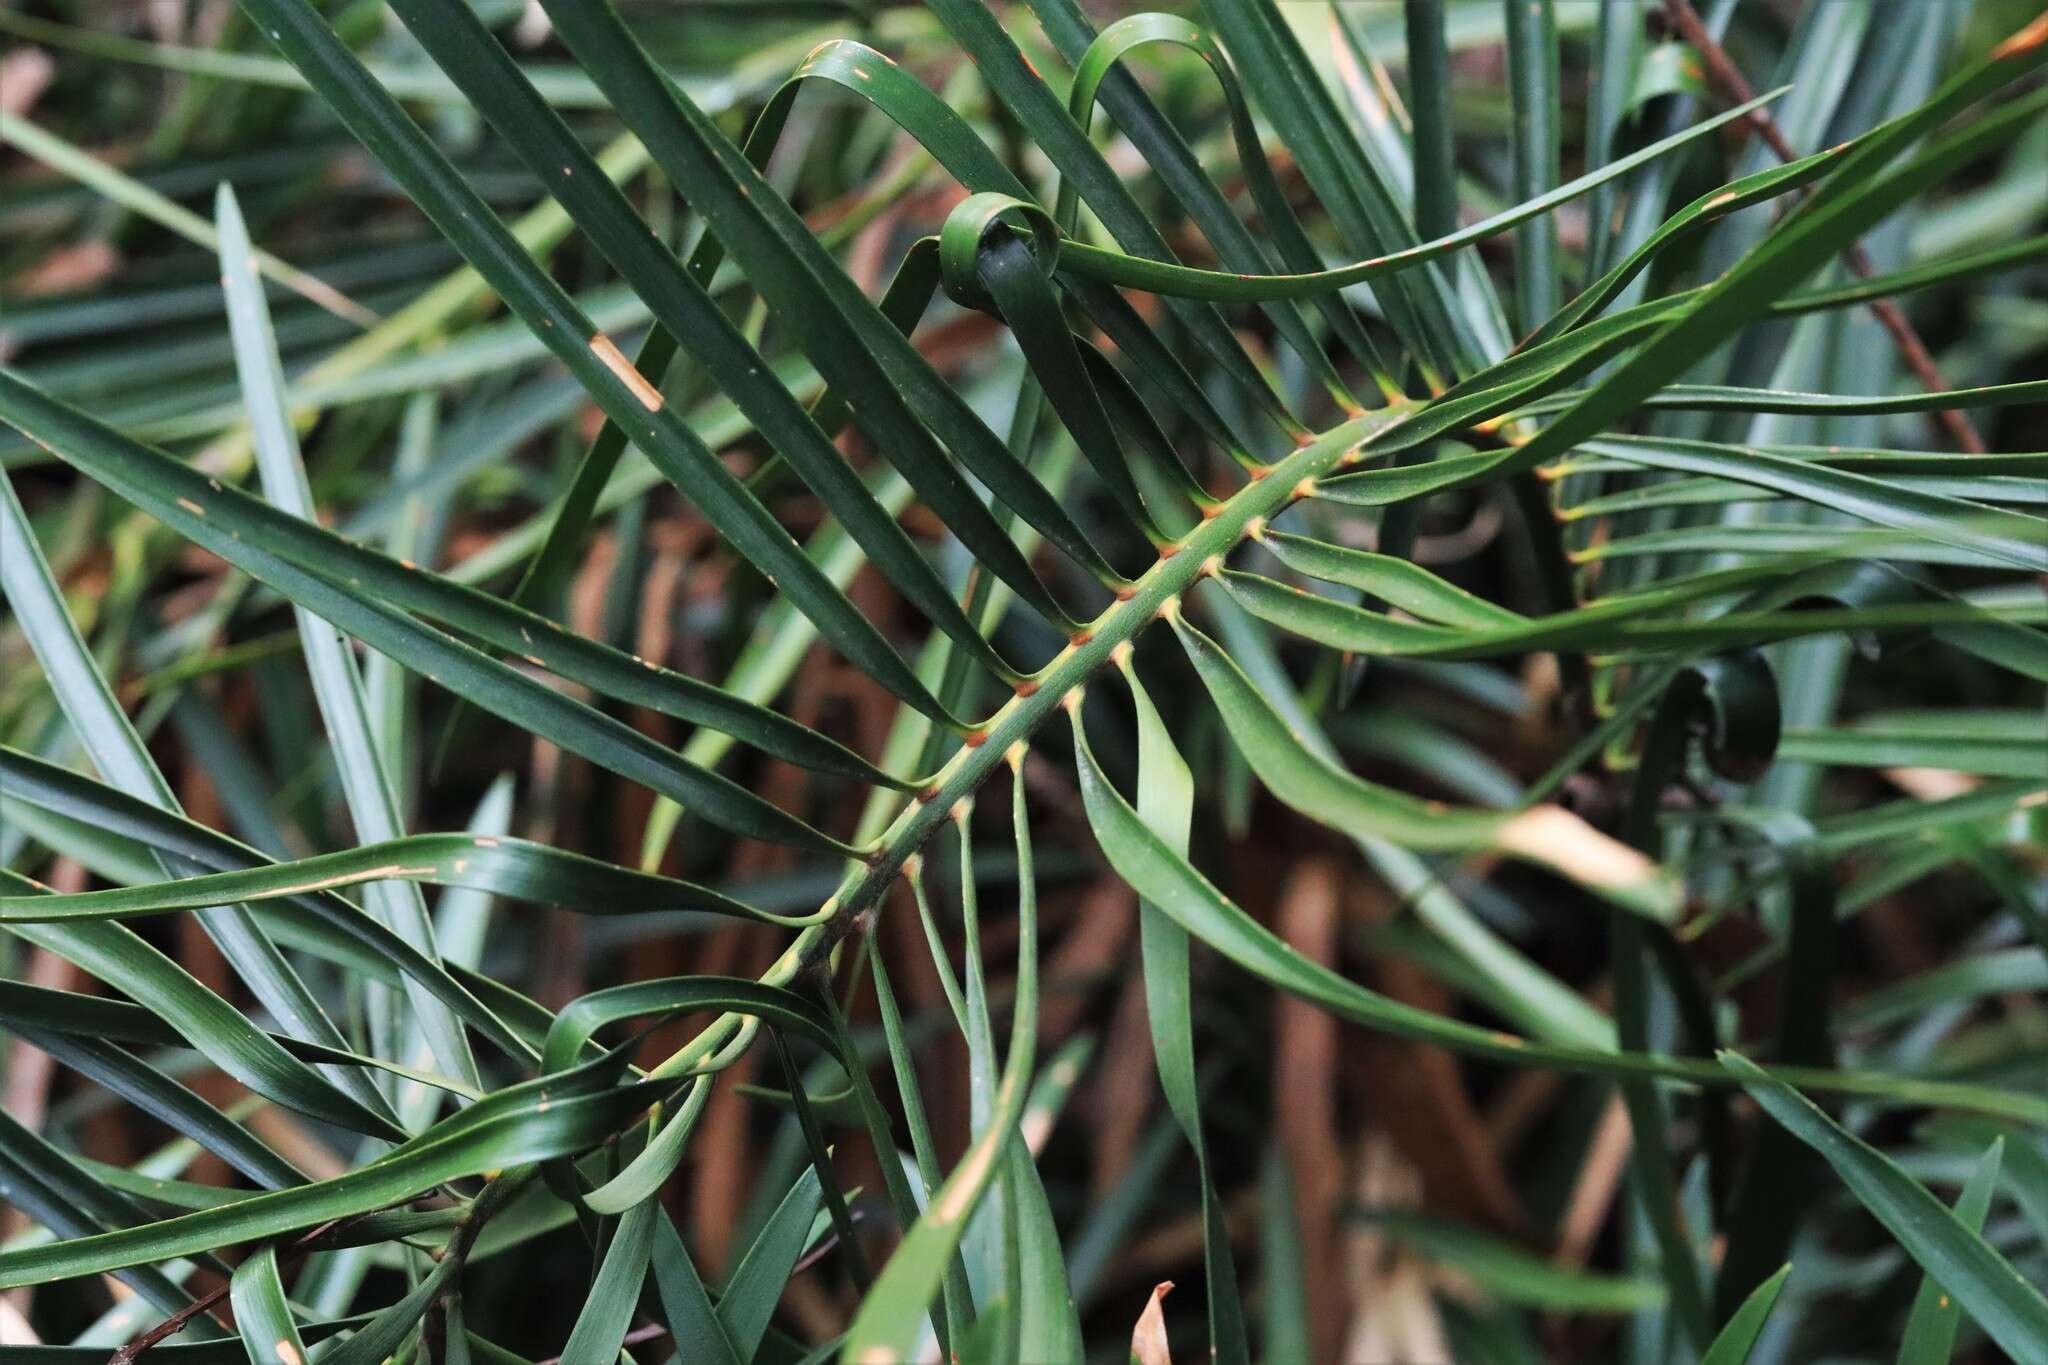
[1993,12,2047,58]
[590,333,664,411]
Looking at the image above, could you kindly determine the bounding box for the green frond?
[3,3,2043,1360]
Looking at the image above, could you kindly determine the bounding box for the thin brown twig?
[110,1174,526,1365]
[107,1217,355,1365]
[105,1281,235,1365]
[534,1320,670,1365]
[1663,0,1987,453]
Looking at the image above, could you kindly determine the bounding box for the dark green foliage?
[1,3,2043,1361]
